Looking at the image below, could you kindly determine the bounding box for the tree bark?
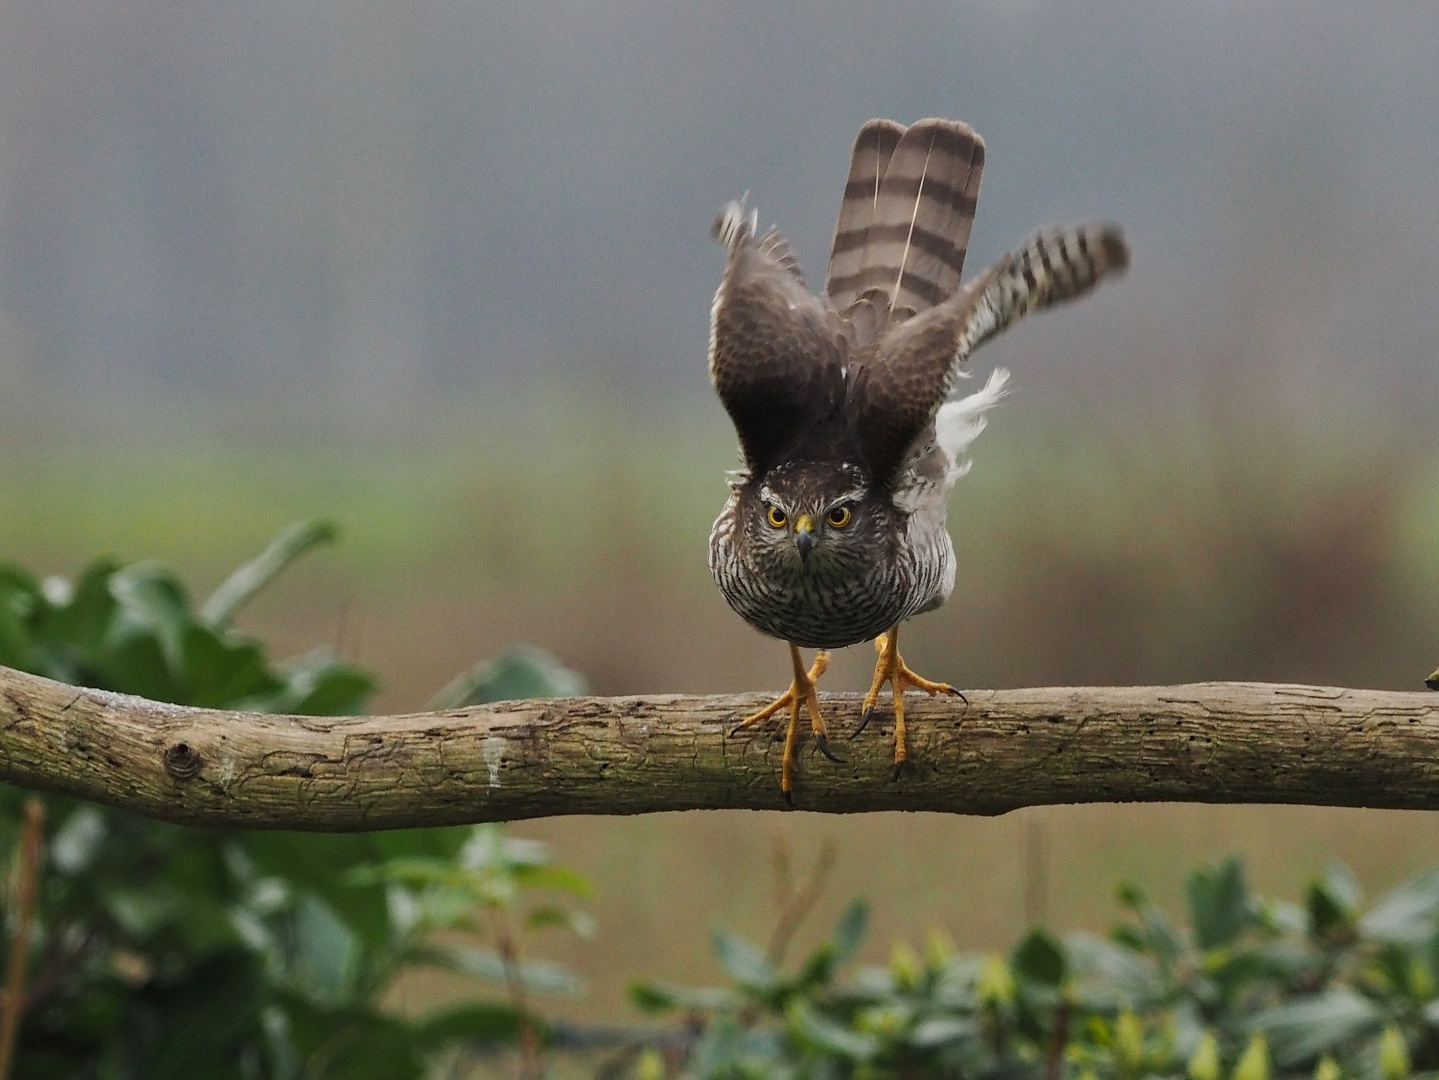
[1,664,1437,830]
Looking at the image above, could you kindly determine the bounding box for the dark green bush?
[0,524,589,1079]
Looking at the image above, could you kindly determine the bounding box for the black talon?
[815,733,842,764]
[783,788,794,807]
[891,758,916,783]
[852,706,875,738]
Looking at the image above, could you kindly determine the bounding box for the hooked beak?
[793,514,816,561]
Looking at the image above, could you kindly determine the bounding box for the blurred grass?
[2,381,1438,1021]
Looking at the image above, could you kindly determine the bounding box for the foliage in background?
[631,856,1439,1080]
[0,524,589,1079]
[0,519,371,713]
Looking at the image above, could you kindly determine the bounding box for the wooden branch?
[1,664,1437,829]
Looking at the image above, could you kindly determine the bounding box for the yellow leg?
[853,625,964,778]
[730,644,836,801]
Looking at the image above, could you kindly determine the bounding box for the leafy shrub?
[0,524,588,1079]
[631,856,1439,1080]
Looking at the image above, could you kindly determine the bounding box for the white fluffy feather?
[936,366,1010,467]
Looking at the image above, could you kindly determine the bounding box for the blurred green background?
[2,0,1439,1027]
[2,379,1436,1022]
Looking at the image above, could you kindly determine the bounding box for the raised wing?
[848,222,1130,487]
[824,119,985,324]
[709,201,846,475]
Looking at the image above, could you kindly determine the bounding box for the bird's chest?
[708,501,950,649]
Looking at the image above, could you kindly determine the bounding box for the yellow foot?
[852,625,965,779]
[729,644,838,803]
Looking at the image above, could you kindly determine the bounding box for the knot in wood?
[163,742,203,780]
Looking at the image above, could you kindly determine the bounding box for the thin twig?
[489,907,541,1080]
[0,798,45,1080]
[766,836,836,967]
[1023,813,1049,927]
[1044,999,1072,1080]
[20,925,97,1014]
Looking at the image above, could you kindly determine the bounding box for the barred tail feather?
[826,119,985,320]
[953,223,1130,366]
[824,119,906,307]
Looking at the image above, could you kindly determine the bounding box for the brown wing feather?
[849,222,1130,487]
[825,119,984,323]
[709,202,846,475]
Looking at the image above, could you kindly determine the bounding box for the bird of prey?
[707,117,1130,799]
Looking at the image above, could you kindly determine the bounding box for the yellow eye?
[827,505,852,528]
[766,506,787,528]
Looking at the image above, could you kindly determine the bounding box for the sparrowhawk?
[707,118,1129,799]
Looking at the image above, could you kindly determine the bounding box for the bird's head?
[746,460,886,569]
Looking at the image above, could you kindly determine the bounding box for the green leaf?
[108,561,192,673]
[794,901,869,990]
[831,899,869,967]
[418,943,584,997]
[1257,899,1309,936]
[628,982,679,1013]
[1233,1033,1271,1080]
[50,806,108,875]
[410,1002,523,1048]
[1206,943,1313,989]
[199,519,338,628]
[428,647,586,708]
[1140,902,1184,964]
[279,998,425,1080]
[1117,881,1147,910]
[0,564,39,669]
[1186,855,1251,949]
[244,833,394,946]
[1066,932,1163,1010]
[1011,928,1066,986]
[525,904,596,937]
[105,885,185,938]
[1251,989,1382,1066]
[787,999,879,1060]
[259,648,376,715]
[1378,1024,1410,1080]
[288,891,363,1007]
[511,863,594,897]
[628,980,735,1013]
[41,558,120,659]
[712,928,779,993]
[179,624,282,708]
[909,1017,977,1048]
[1360,869,1439,944]
[102,631,183,702]
[1307,863,1361,938]
[1188,1030,1222,1080]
